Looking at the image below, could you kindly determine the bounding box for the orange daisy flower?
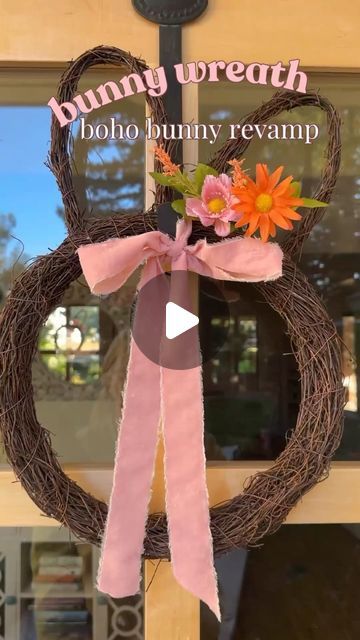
[232,164,304,242]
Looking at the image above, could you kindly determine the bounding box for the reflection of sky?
[0,101,145,260]
[0,106,65,258]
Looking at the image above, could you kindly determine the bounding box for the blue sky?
[0,106,66,258]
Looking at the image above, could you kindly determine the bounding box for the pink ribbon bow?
[78,219,283,619]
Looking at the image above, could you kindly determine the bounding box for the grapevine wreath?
[0,46,346,613]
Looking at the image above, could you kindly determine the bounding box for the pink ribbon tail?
[162,363,220,618]
[97,260,163,597]
[160,251,220,618]
[97,336,160,596]
[77,218,283,620]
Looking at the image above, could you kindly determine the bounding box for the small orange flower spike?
[154,144,180,176]
[228,158,248,188]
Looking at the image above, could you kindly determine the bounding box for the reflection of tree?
[70,306,100,346]
[202,100,360,255]
[0,212,28,304]
[57,99,144,221]
[199,87,360,459]
[237,319,257,373]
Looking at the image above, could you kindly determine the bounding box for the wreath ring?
[0,46,346,556]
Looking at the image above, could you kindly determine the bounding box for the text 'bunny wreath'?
[0,46,345,617]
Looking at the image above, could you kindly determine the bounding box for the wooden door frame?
[1,462,360,529]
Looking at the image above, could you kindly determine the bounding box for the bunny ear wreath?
[0,45,345,602]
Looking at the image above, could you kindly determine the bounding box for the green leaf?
[150,171,188,195]
[301,197,328,208]
[291,181,302,198]
[150,171,175,187]
[171,199,186,215]
[193,163,218,192]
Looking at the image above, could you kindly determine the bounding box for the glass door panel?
[0,526,143,640]
[199,74,360,461]
[0,68,145,464]
[201,523,360,640]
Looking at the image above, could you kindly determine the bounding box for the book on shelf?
[34,609,90,623]
[39,564,83,577]
[22,599,92,640]
[29,554,86,596]
[29,598,87,611]
[38,554,84,568]
[31,581,82,593]
[32,625,91,640]
[33,574,81,584]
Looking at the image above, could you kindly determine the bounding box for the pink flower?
[186,174,239,237]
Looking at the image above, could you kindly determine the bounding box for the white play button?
[131,271,229,369]
[165,302,199,340]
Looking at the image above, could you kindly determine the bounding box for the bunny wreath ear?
[211,88,341,258]
[0,46,346,557]
[48,44,172,236]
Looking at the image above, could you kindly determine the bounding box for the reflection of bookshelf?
[20,541,93,640]
[0,527,143,640]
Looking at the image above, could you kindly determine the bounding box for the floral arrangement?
[152,145,326,242]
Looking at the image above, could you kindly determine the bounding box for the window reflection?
[0,69,143,464]
[201,523,360,640]
[200,75,360,461]
[201,283,288,461]
[69,85,145,218]
[0,68,145,260]
[39,306,101,385]
[0,526,143,640]
[208,316,257,386]
[343,316,358,412]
